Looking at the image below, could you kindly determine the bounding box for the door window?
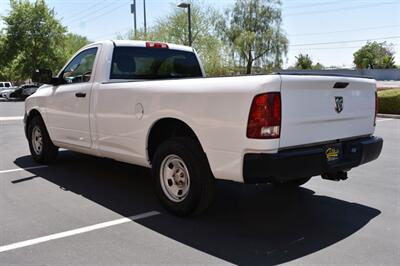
[62,48,98,84]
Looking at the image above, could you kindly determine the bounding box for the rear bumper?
[243,136,383,184]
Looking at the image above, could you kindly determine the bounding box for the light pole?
[177,3,192,47]
[131,0,137,39]
[143,0,147,37]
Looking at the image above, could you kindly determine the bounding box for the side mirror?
[32,69,59,85]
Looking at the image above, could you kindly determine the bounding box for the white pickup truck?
[25,40,383,216]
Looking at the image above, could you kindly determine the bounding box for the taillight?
[374,91,378,126]
[146,42,169,49]
[247,92,281,139]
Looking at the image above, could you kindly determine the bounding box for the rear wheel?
[28,116,58,163]
[273,177,311,189]
[152,137,215,216]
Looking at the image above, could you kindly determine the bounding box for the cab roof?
[90,40,195,53]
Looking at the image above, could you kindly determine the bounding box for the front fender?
[24,85,52,139]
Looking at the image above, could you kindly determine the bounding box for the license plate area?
[324,143,342,163]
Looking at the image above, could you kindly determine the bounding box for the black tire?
[273,177,311,189]
[27,116,58,163]
[152,137,215,216]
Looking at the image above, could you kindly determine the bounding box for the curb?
[377,113,400,119]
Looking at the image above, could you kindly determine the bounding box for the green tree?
[353,41,396,69]
[380,54,396,69]
[313,62,324,70]
[0,57,24,81]
[294,53,313,69]
[292,54,325,70]
[118,1,227,76]
[56,33,90,71]
[1,0,66,80]
[217,0,288,74]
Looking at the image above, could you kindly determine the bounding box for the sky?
[0,0,399,68]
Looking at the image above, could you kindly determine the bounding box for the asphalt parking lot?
[0,101,399,265]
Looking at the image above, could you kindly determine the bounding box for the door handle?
[75,92,86,98]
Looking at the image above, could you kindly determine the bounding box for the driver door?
[46,47,98,149]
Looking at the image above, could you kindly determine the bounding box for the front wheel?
[152,137,215,216]
[27,116,58,163]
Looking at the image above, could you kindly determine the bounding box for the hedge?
[378,89,400,115]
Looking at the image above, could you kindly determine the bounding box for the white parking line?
[0,165,48,174]
[0,211,160,253]
[0,116,24,121]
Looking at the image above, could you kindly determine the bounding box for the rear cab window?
[110,46,203,80]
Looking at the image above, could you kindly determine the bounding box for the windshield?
[110,47,203,80]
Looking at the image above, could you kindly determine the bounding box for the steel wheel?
[31,126,43,155]
[160,154,191,203]
[152,137,215,216]
[27,116,58,163]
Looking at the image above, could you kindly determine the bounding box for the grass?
[378,89,400,115]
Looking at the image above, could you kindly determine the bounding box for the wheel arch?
[146,118,208,166]
[25,108,44,138]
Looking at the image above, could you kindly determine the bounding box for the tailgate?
[279,75,376,148]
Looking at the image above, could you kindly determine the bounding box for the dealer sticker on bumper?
[325,147,340,162]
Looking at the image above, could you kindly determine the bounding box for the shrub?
[378,89,400,114]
